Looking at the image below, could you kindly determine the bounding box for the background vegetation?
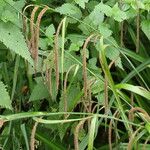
[0,0,150,149]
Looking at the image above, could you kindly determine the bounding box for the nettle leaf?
[0,1,6,15]
[67,34,85,43]
[1,0,25,27]
[92,78,104,94]
[106,47,123,70]
[87,1,99,11]
[89,7,104,26]
[0,22,33,65]
[126,7,137,19]
[144,0,150,11]
[59,84,81,112]
[98,23,112,38]
[0,81,12,110]
[125,0,145,9]
[29,82,49,101]
[111,3,127,22]
[88,58,98,70]
[55,3,82,19]
[45,24,55,38]
[74,0,89,9]
[78,16,96,35]
[141,20,150,40]
[96,2,112,17]
[69,41,83,52]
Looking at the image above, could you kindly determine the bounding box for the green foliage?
[29,81,50,101]
[55,3,82,20]
[74,0,89,9]
[141,20,150,40]
[0,81,12,109]
[0,22,33,65]
[0,0,150,149]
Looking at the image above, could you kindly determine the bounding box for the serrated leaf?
[111,3,127,22]
[55,3,82,20]
[0,22,33,65]
[45,24,55,38]
[74,0,89,9]
[141,20,150,40]
[96,2,112,17]
[1,0,25,27]
[89,7,104,26]
[0,81,12,109]
[78,16,96,35]
[59,84,81,112]
[106,47,123,69]
[98,23,112,38]
[69,43,80,52]
[29,82,49,101]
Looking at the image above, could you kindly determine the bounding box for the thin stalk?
[136,2,140,53]
[61,17,67,91]
[99,38,131,134]
[2,62,10,87]
[11,55,20,101]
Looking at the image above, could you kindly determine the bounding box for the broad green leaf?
[78,16,96,35]
[141,20,150,40]
[88,58,98,70]
[106,47,123,69]
[29,82,50,101]
[74,0,89,9]
[69,43,80,52]
[39,38,48,50]
[144,0,150,11]
[45,24,55,38]
[92,79,104,94]
[115,83,150,100]
[89,7,104,26]
[1,0,25,27]
[59,84,81,112]
[145,123,150,134]
[0,81,12,109]
[98,23,112,38]
[55,3,82,19]
[96,2,112,17]
[0,22,33,65]
[111,3,127,22]
[86,1,99,11]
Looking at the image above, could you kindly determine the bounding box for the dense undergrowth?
[0,0,150,149]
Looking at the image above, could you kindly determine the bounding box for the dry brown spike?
[34,6,49,67]
[136,8,140,53]
[74,119,86,150]
[108,110,119,150]
[54,20,64,92]
[82,34,95,100]
[22,4,35,50]
[128,107,150,137]
[30,121,39,150]
[30,6,39,56]
[127,126,142,150]
[45,65,52,97]
[128,107,150,123]
[23,4,34,34]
